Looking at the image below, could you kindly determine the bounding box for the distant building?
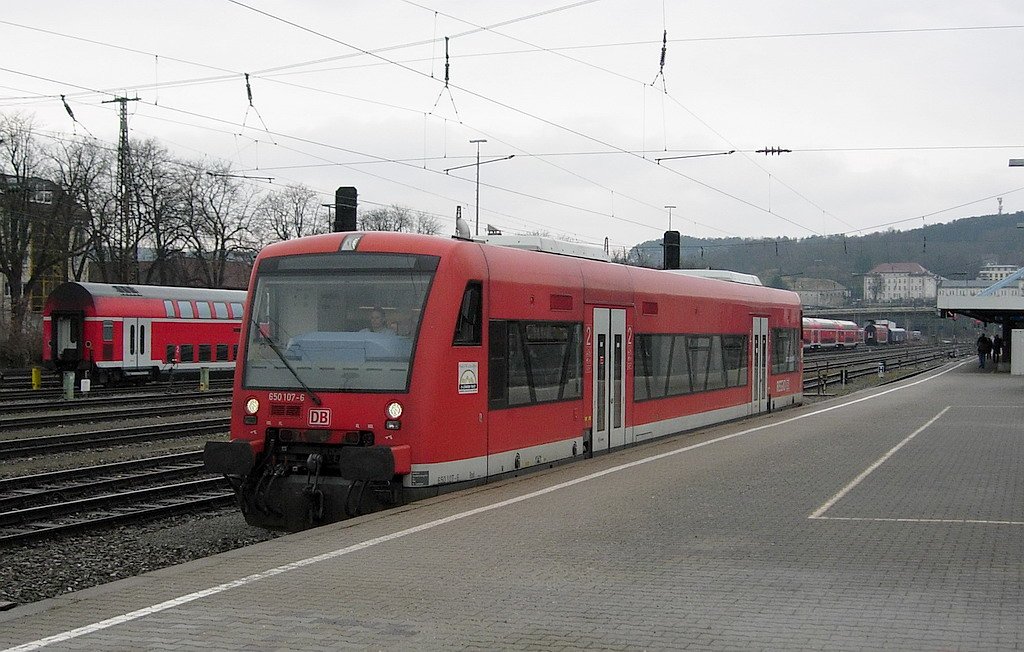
[786,277,850,307]
[937,263,1023,303]
[863,263,940,303]
[978,263,1021,282]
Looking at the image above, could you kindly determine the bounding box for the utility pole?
[102,95,140,283]
[470,139,486,236]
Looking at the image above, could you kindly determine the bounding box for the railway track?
[0,379,233,403]
[802,344,953,394]
[0,389,232,416]
[0,418,230,459]
[0,477,233,544]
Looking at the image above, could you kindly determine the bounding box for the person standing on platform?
[992,334,1004,365]
[977,333,992,369]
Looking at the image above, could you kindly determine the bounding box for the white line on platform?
[809,406,951,519]
[810,516,1024,526]
[2,359,969,652]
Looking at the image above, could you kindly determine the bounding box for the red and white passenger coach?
[43,282,247,384]
[204,232,804,530]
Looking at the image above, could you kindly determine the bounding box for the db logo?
[308,408,332,426]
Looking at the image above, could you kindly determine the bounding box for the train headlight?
[386,401,403,419]
[245,397,260,415]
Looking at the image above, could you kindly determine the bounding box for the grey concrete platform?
[2,359,1023,651]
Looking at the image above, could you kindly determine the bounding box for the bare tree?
[358,204,441,235]
[256,183,327,243]
[132,139,190,285]
[179,161,261,287]
[0,115,91,360]
[49,136,115,282]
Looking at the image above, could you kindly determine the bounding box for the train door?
[53,313,80,363]
[592,308,628,451]
[122,318,154,371]
[751,317,769,413]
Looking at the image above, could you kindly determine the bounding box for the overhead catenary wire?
[2,9,1020,245]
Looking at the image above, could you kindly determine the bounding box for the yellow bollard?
[32,366,42,390]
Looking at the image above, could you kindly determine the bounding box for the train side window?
[102,320,114,342]
[140,325,146,355]
[488,320,582,409]
[230,302,244,319]
[197,302,212,319]
[488,321,508,409]
[198,344,212,362]
[177,301,194,318]
[180,344,194,362]
[771,328,799,374]
[216,344,229,361]
[453,281,483,346]
[164,300,175,318]
[214,302,229,319]
[166,344,176,363]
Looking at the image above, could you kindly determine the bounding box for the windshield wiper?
[249,316,322,406]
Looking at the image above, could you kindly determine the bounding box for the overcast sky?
[2,1,1023,252]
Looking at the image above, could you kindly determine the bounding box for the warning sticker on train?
[458,362,479,394]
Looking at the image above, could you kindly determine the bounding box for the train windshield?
[242,252,439,392]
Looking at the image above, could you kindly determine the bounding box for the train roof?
[253,231,801,310]
[664,269,763,286]
[46,282,246,309]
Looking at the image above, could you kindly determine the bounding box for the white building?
[786,277,850,307]
[863,263,939,303]
[978,263,1021,282]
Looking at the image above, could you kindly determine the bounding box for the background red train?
[42,282,247,385]
[205,232,805,531]
[802,317,918,349]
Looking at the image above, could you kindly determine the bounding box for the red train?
[42,282,247,384]
[802,317,862,350]
[204,232,804,530]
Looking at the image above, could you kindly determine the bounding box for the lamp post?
[664,205,676,230]
[444,142,514,238]
[470,139,487,236]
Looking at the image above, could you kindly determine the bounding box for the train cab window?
[230,302,244,319]
[164,300,175,318]
[179,344,195,362]
[197,302,212,319]
[453,281,483,346]
[102,320,114,342]
[198,344,212,362]
[214,302,229,319]
[177,301,194,319]
[216,344,229,361]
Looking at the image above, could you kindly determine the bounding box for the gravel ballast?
[0,508,280,608]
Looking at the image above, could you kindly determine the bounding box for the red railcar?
[42,282,247,384]
[863,320,890,345]
[205,233,803,530]
[802,317,861,350]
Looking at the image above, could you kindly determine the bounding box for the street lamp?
[664,205,676,230]
[443,142,514,238]
[470,139,487,236]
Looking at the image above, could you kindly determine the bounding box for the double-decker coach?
[43,282,247,384]
[205,232,803,530]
